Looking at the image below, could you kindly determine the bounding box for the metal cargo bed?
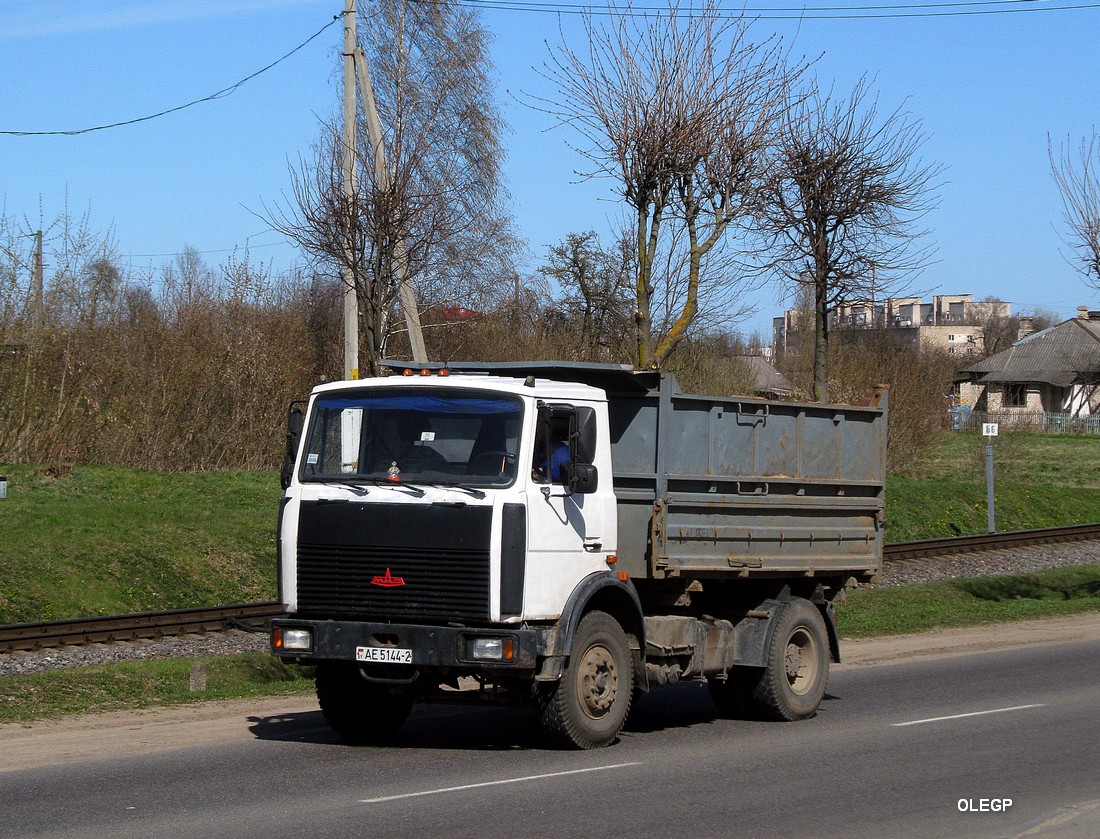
[605,374,887,582]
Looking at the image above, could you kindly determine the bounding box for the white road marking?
[360,761,643,804]
[892,703,1047,727]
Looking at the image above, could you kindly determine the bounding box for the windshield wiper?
[330,476,427,497]
[307,476,483,499]
[316,477,378,492]
[417,482,487,500]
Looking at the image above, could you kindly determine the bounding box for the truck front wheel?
[316,662,414,744]
[738,598,830,721]
[539,610,634,749]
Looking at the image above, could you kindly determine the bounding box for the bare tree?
[1050,129,1100,294]
[271,0,518,376]
[535,0,798,369]
[160,245,215,319]
[0,212,29,329]
[760,78,939,401]
[540,231,634,361]
[79,256,122,326]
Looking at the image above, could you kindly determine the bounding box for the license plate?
[356,646,413,664]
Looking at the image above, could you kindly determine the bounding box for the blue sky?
[1,0,1097,340]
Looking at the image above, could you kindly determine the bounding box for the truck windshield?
[299,388,523,488]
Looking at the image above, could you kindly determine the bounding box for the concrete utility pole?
[31,230,44,330]
[339,2,427,376]
[341,0,360,380]
[354,49,427,364]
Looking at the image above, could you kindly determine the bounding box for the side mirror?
[280,401,307,490]
[567,406,599,493]
[571,407,598,464]
[568,462,598,494]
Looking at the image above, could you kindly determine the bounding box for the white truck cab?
[278,371,619,623]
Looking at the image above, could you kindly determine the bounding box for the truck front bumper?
[271,618,544,670]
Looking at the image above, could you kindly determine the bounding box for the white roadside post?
[982,422,998,533]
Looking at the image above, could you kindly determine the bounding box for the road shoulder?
[838,611,1100,667]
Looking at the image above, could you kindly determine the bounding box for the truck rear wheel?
[539,610,633,749]
[316,662,414,744]
[739,598,830,721]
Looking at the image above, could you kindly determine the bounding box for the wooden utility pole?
[341,0,360,380]
[354,49,427,363]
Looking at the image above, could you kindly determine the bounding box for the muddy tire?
[739,598,830,721]
[316,662,413,744]
[540,611,633,749]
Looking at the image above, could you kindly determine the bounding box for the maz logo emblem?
[371,567,406,588]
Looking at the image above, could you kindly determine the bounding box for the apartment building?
[772,293,1009,357]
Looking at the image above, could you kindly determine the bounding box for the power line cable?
[0,13,346,137]
[438,0,1100,18]
[458,0,1066,9]
[123,239,289,260]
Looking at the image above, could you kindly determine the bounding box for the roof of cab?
[378,360,661,394]
[311,366,611,402]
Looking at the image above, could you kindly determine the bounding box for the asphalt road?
[3,638,1099,839]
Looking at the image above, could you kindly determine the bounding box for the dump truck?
[271,361,887,748]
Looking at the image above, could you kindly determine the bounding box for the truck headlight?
[274,627,312,652]
[469,637,514,662]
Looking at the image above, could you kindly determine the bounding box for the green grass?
[0,464,283,623]
[881,430,1100,541]
[838,564,1100,638]
[0,654,313,725]
[907,430,1100,489]
[885,476,1100,541]
[0,431,1098,723]
[3,432,1100,622]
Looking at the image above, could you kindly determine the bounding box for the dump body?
[433,361,887,585]
[605,375,886,583]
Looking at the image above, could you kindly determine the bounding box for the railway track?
[0,601,285,655]
[2,524,1098,654]
[882,523,1100,562]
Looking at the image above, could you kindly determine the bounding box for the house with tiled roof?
[957,307,1100,424]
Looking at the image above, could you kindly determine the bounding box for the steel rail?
[0,601,285,654]
[883,523,1100,562]
[2,524,1098,655]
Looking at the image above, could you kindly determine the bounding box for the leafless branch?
[760,77,940,400]
[530,0,801,368]
[1050,129,1100,293]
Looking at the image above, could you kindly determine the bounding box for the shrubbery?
[1,230,960,473]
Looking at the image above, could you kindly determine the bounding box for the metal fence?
[949,408,1100,435]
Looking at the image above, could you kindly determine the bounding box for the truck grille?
[294,500,492,622]
[297,544,490,621]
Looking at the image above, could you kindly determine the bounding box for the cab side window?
[532,416,571,484]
